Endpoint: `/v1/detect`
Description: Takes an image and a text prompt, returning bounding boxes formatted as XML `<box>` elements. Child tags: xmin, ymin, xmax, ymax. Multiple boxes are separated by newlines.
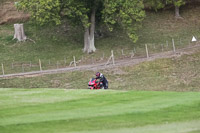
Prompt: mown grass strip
<box><xmin>0</xmin><ymin>89</ymin><xmax>200</xmax><ymax>133</ymax></box>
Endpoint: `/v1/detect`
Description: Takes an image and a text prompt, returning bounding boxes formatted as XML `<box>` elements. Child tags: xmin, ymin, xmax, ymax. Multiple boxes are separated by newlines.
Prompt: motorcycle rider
<box><xmin>95</xmin><ymin>72</ymin><xmax>108</xmax><ymax>89</ymax></box>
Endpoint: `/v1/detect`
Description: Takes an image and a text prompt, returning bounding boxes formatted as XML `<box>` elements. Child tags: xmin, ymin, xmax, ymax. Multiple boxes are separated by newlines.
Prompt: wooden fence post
<box><xmin>39</xmin><ymin>59</ymin><xmax>42</xmax><ymax>71</ymax></box>
<box><xmin>145</xmin><ymin>44</ymin><xmax>149</xmax><ymax>58</ymax></box>
<box><xmin>166</xmin><ymin>41</ymin><xmax>169</xmax><ymax>47</ymax></box>
<box><xmin>73</xmin><ymin>56</ymin><xmax>76</xmax><ymax>67</ymax></box>
<box><xmin>2</xmin><ymin>63</ymin><xmax>5</xmax><ymax>76</ymax></box>
<box><xmin>12</xmin><ymin>60</ymin><xmax>14</xmax><ymax>69</ymax></box>
<box><xmin>172</xmin><ymin>38</ymin><xmax>176</xmax><ymax>53</ymax></box>
<box><xmin>64</xmin><ymin>57</ymin><xmax>67</xmax><ymax>64</ymax></box>
<box><xmin>131</xmin><ymin>50</ymin><xmax>134</xmax><ymax>58</ymax></box>
<box><xmin>30</xmin><ymin>61</ymin><xmax>32</xmax><ymax>67</ymax></box>
<box><xmin>121</xmin><ymin>49</ymin><xmax>125</xmax><ymax>56</ymax></box>
<box><xmin>153</xmin><ymin>44</ymin><xmax>156</xmax><ymax>49</ymax></box>
<box><xmin>22</xmin><ymin>64</ymin><xmax>24</xmax><ymax>72</ymax></box>
<box><xmin>111</xmin><ymin>50</ymin><xmax>115</xmax><ymax>65</ymax></box>
<box><xmin>105</xmin><ymin>50</ymin><xmax>115</xmax><ymax>66</ymax></box>
<box><xmin>57</xmin><ymin>61</ymin><xmax>59</xmax><ymax>69</ymax></box>
<box><xmin>161</xmin><ymin>44</ymin><xmax>164</xmax><ymax>52</ymax></box>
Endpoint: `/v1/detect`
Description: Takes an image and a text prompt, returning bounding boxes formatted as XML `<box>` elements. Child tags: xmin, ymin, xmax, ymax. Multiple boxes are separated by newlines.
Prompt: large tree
<box><xmin>144</xmin><ymin>0</ymin><xmax>186</xmax><ymax>18</ymax></box>
<box><xmin>170</xmin><ymin>0</ymin><xmax>186</xmax><ymax>18</ymax></box>
<box><xmin>17</xmin><ymin>0</ymin><xmax>145</xmax><ymax>53</ymax></box>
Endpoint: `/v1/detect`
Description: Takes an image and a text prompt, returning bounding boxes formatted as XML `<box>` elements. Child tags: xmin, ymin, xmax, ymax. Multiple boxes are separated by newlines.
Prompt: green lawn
<box><xmin>0</xmin><ymin>89</ymin><xmax>200</xmax><ymax>133</ymax></box>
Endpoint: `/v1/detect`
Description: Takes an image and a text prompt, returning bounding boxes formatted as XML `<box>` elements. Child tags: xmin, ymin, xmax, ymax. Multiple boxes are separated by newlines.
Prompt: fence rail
<box><xmin>0</xmin><ymin>38</ymin><xmax>199</xmax><ymax>78</ymax></box>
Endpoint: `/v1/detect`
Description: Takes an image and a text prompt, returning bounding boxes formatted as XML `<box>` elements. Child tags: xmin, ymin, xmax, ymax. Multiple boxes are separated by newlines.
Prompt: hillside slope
<box><xmin>0</xmin><ymin>4</ymin><xmax>200</xmax><ymax>63</ymax></box>
<box><xmin>0</xmin><ymin>2</ymin><xmax>29</xmax><ymax>25</ymax></box>
<box><xmin>0</xmin><ymin>4</ymin><xmax>200</xmax><ymax>90</ymax></box>
<box><xmin>0</xmin><ymin>44</ymin><xmax>200</xmax><ymax>91</ymax></box>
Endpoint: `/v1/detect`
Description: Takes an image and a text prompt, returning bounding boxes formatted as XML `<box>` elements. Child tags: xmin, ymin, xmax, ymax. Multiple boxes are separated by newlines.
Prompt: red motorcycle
<box><xmin>88</xmin><ymin>78</ymin><xmax>103</xmax><ymax>90</ymax></box>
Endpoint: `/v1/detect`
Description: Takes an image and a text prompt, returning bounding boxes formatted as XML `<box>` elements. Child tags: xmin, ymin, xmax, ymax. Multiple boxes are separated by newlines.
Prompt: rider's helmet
<box><xmin>96</xmin><ymin>72</ymin><xmax>100</xmax><ymax>78</ymax></box>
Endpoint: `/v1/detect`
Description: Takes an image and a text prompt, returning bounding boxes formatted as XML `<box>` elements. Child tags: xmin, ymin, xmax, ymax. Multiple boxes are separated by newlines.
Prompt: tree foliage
<box><xmin>170</xmin><ymin>0</ymin><xmax>186</xmax><ymax>7</ymax></box>
<box><xmin>17</xmin><ymin>0</ymin><xmax>145</xmax><ymax>44</ymax></box>
<box><xmin>144</xmin><ymin>0</ymin><xmax>186</xmax><ymax>10</ymax></box>
<box><xmin>103</xmin><ymin>0</ymin><xmax>145</xmax><ymax>42</ymax></box>
<box><xmin>17</xmin><ymin>0</ymin><xmax>61</xmax><ymax>25</ymax></box>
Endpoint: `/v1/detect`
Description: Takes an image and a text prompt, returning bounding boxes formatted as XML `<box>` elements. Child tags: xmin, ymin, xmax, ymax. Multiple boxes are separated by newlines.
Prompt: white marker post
<box><xmin>192</xmin><ymin>36</ymin><xmax>197</xmax><ymax>42</ymax></box>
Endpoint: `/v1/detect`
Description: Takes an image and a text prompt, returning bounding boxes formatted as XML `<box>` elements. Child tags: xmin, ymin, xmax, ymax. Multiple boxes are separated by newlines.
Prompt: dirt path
<box><xmin>1</xmin><ymin>44</ymin><xmax>200</xmax><ymax>79</ymax></box>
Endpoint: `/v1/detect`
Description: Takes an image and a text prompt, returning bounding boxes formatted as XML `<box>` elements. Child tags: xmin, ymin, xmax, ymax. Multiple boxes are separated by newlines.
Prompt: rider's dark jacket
<box><xmin>96</xmin><ymin>73</ymin><xmax>108</xmax><ymax>89</ymax></box>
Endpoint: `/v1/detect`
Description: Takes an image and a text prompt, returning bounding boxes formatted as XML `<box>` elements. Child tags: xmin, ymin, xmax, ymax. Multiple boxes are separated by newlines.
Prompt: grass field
<box><xmin>0</xmin><ymin>89</ymin><xmax>200</xmax><ymax>133</ymax></box>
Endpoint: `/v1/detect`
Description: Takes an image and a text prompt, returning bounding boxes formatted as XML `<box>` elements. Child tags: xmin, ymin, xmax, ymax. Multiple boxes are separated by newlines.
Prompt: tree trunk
<box><xmin>89</xmin><ymin>8</ymin><xmax>96</xmax><ymax>53</ymax></box>
<box><xmin>175</xmin><ymin>6</ymin><xmax>181</xmax><ymax>18</ymax></box>
<box><xmin>83</xmin><ymin>28</ymin><xmax>90</xmax><ymax>52</ymax></box>
<box><xmin>83</xmin><ymin>8</ymin><xmax>96</xmax><ymax>53</ymax></box>
<box><xmin>13</xmin><ymin>24</ymin><xmax>27</xmax><ymax>41</ymax></box>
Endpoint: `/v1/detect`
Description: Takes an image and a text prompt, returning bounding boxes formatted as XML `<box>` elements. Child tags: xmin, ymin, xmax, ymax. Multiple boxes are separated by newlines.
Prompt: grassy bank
<box><xmin>0</xmin><ymin>89</ymin><xmax>200</xmax><ymax>133</ymax></box>
<box><xmin>0</xmin><ymin>4</ymin><xmax>200</xmax><ymax>90</ymax></box>
<box><xmin>1</xmin><ymin>48</ymin><xmax>200</xmax><ymax>91</ymax></box>
<box><xmin>0</xmin><ymin>4</ymin><xmax>200</xmax><ymax>65</ymax></box>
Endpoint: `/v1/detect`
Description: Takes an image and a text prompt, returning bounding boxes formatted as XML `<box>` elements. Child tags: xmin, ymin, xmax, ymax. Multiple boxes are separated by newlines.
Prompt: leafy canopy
<box><xmin>17</xmin><ymin>0</ymin><xmax>145</xmax><ymax>43</ymax></box>
<box><xmin>144</xmin><ymin>0</ymin><xmax>186</xmax><ymax>11</ymax></box>
<box><xmin>17</xmin><ymin>0</ymin><xmax>61</xmax><ymax>25</ymax></box>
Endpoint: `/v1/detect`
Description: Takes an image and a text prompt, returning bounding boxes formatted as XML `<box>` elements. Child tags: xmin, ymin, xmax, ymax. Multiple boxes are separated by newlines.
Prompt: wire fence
<box><xmin>0</xmin><ymin>37</ymin><xmax>198</xmax><ymax>78</ymax></box>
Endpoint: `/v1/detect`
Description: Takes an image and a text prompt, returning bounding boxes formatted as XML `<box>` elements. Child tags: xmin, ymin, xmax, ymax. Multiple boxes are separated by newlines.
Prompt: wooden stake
<box><xmin>172</xmin><ymin>38</ymin><xmax>176</xmax><ymax>53</ymax></box>
<box><xmin>166</xmin><ymin>41</ymin><xmax>168</xmax><ymax>47</ymax></box>
<box><xmin>64</xmin><ymin>57</ymin><xmax>67</xmax><ymax>64</ymax></box>
<box><xmin>39</xmin><ymin>59</ymin><xmax>42</xmax><ymax>71</ymax></box>
<box><xmin>121</xmin><ymin>49</ymin><xmax>125</xmax><ymax>56</ymax></box>
<box><xmin>131</xmin><ymin>50</ymin><xmax>134</xmax><ymax>58</ymax></box>
<box><xmin>105</xmin><ymin>50</ymin><xmax>115</xmax><ymax>66</ymax></box>
<box><xmin>2</xmin><ymin>63</ymin><xmax>5</xmax><ymax>76</ymax></box>
<box><xmin>73</xmin><ymin>56</ymin><xmax>76</xmax><ymax>67</ymax></box>
<box><xmin>57</xmin><ymin>61</ymin><xmax>59</xmax><ymax>69</ymax></box>
<box><xmin>30</xmin><ymin>61</ymin><xmax>32</xmax><ymax>67</ymax></box>
<box><xmin>145</xmin><ymin>44</ymin><xmax>149</xmax><ymax>58</ymax></box>
<box><xmin>111</xmin><ymin>50</ymin><xmax>115</xmax><ymax>65</ymax></box>
<box><xmin>153</xmin><ymin>44</ymin><xmax>156</xmax><ymax>49</ymax></box>
<box><xmin>22</xmin><ymin>64</ymin><xmax>24</xmax><ymax>72</ymax></box>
